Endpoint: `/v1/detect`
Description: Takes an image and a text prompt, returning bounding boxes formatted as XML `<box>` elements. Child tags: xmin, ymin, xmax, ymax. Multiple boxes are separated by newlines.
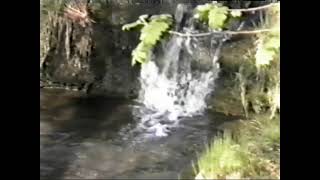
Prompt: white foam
<box><xmin>133</xmin><ymin>35</ymin><xmax>222</xmax><ymax>137</ymax></box>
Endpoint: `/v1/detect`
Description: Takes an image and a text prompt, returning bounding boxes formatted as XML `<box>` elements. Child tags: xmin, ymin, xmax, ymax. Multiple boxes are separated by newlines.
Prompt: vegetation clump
<box><xmin>122</xmin><ymin>14</ymin><xmax>173</xmax><ymax>66</ymax></box>
<box><xmin>195</xmin><ymin>114</ymin><xmax>280</xmax><ymax>179</ymax></box>
<box><xmin>195</xmin><ymin>2</ymin><xmax>280</xmax><ymax>179</ymax></box>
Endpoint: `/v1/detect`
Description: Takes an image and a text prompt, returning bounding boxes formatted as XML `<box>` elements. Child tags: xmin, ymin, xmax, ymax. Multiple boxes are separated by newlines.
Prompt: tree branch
<box><xmin>169</xmin><ymin>29</ymin><xmax>273</xmax><ymax>37</ymax></box>
<box><xmin>230</xmin><ymin>3</ymin><xmax>277</xmax><ymax>12</ymax></box>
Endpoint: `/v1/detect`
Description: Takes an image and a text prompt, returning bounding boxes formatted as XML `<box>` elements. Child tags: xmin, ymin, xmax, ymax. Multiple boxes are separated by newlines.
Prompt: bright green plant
<box><xmin>122</xmin><ymin>14</ymin><xmax>173</xmax><ymax>66</ymax></box>
<box><xmin>196</xmin><ymin>115</ymin><xmax>280</xmax><ymax>179</ymax></box>
<box><xmin>194</xmin><ymin>3</ymin><xmax>229</xmax><ymax>30</ymax></box>
<box><xmin>195</xmin><ymin>2</ymin><xmax>280</xmax><ymax>179</ymax></box>
<box><xmin>255</xmin><ymin>2</ymin><xmax>280</xmax><ymax>68</ymax></box>
<box><xmin>194</xmin><ymin>2</ymin><xmax>243</xmax><ymax>31</ymax></box>
<box><xmin>196</xmin><ymin>132</ymin><xmax>250</xmax><ymax>179</ymax></box>
<box><xmin>254</xmin><ymin>2</ymin><xmax>280</xmax><ymax>119</ymax></box>
<box><xmin>122</xmin><ymin>2</ymin><xmax>251</xmax><ymax>66</ymax></box>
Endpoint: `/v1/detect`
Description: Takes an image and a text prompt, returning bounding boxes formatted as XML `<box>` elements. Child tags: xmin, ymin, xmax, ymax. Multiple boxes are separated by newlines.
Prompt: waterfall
<box><xmin>132</xmin><ymin>32</ymin><xmax>229</xmax><ymax>137</ymax></box>
<box><xmin>131</xmin><ymin>4</ymin><xmax>230</xmax><ymax>138</ymax></box>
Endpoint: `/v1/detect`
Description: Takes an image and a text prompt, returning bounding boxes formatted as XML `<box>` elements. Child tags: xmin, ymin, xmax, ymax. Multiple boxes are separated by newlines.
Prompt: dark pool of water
<box><xmin>40</xmin><ymin>89</ymin><xmax>234</xmax><ymax>179</ymax></box>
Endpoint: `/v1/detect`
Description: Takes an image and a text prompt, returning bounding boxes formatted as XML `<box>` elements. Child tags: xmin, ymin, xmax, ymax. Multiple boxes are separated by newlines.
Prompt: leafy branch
<box><xmin>194</xmin><ymin>2</ymin><xmax>229</xmax><ymax>30</ymax></box>
<box><xmin>169</xmin><ymin>3</ymin><xmax>279</xmax><ymax>37</ymax></box>
<box><xmin>121</xmin><ymin>2</ymin><xmax>279</xmax><ymax>65</ymax></box>
<box><xmin>255</xmin><ymin>2</ymin><xmax>280</xmax><ymax>68</ymax></box>
<box><xmin>122</xmin><ymin>14</ymin><xmax>173</xmax><ymax>66</ymax></box>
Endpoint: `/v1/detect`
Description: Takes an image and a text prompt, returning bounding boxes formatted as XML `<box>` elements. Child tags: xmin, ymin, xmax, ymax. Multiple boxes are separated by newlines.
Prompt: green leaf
<box><xmin>140</xmin><ymin>21</ymin><xmax>170</xmax><ymax>45</ymax></box>
<box><xmin>208</xmin><ymin>6</ymin><xmax>229</xmax><ymax>30</ymax></box>
<box><xmin>255</xmin><ymin>35</ymin><xmax>279</xmax><ymax>67</ymax></box>
<box><xmin>123</xmin><ymin>14</ymin><xmax>173</xmax><ymax>65</ymax></box>
<box><xmin>194</xmin><ymin>4</ymin><xmax>214</xmax><ymax>21</ymax></box>
<box><xmin>194</xmin><ymin>3</ymin><xmax>230</xmax><ymax>30</ymax></box>
<box><xmin>131</xmin><ymin>42</ymin><xmax>152</xmax><ymax>66</ymax></box>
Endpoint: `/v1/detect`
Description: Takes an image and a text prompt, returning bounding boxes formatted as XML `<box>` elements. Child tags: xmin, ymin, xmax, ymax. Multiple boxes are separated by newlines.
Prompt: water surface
<box><xmin>40</xmin><ymin>89</ymin><xmax>231</xmax><ymax>179</ymax></box>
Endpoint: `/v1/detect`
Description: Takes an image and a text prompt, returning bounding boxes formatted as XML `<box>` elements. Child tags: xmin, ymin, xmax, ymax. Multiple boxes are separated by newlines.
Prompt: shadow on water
<box><xmin>40</xmin><ymin>89</ymin><xmax>133</xmax><ymax>179</ymax></box>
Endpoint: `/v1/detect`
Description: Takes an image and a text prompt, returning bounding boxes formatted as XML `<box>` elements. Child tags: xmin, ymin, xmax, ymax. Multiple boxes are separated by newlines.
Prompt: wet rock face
<box><xmin>41</xmin><ymin>19</ymin><xmax>94</xmax><ymax>83</ymax></box>
<box><xmin>40</xmin><ymin>0</ymin><xmax>177</xmax><ymax>97</ymax></box>
<box><xmin>40</xmin><ymin>0</ymin><xmax>267</xmax><ymax>98</ymax></box>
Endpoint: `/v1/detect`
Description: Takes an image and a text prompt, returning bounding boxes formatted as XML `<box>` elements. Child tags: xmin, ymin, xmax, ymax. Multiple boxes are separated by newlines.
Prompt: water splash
<box><xmin>132</xmin><ymin>32</ymin><xmax>227</xmax><ymax>137</ymax></box>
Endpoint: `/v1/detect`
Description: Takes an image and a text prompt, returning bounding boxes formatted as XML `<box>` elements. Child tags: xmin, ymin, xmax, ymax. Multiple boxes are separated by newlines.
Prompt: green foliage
<box><xmin>196</xmin><ymin>2</ymin><xmax>280</xmax><ymax>179</ymax></box>
<box><xmin>194</xmin><ymin>3</ymin><xmax>215</xmax><ymax>22</ymax></box>
<box><xmin>223</xmin><ymin>2</ymin><xmax>280</xmax><ymax>119</ymax></box>
<box><xmin>140</xmin><ymin>20</ymin><xmax>170</xmax><ymax>45</ymax></box>
<box><xmin>122</xmin><ymin>14</ymin><xmax>173</xmax><ymax>65</ymax></box>
<box><xmin>233</xmin><ymin>53</ymin><xmax>279</xmax><ymax>118</ymax></box>
<box><xmin>196</xmin><ymin>132</ymin><xmax>250</xmax><ymax>179</ymax></box>
<box><xmin>255</xmin><ymin>2</ymin><xmax>280</xmax><ymax>68</ymax></box>
<box><xmin>196</xmin><ymin>115</ymin><xmax>280</xmax><ymax>179</ymax></box>
<box><xmin>194</xmin><ymin>3</ymin><xmax>229</xmax><ymax>30</ymax></box>
<box><xmin>208</xmin><ymin>6</ymin><xmax>229</xmax><ymax>30</ymax></box>
<box><xmin>209</xmin><ymin>2</ymin><xmax>280</xmax><ymax>118</ymax></box>
<box><xmin>131</xmin><ymin>42</ymin><xmax>152</xmax><ymax>66</ymax></box>
<box><xmin>255</xmin><ymin>34</ymin><xmax>280</xmax><ymax>67</ymax></box>
<box><xmin>252</xmin><ymin>3</ymin><xmax>280</xmax><ymax>119</ymax></box>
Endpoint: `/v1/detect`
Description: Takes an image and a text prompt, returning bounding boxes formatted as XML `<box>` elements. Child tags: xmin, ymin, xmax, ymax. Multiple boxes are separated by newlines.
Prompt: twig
<box><xmin>139</xmin><ymin>15</ymin><xmax>149</xmax><ymax>26</ymax></box>
<box><xmin>229</xmin><ymin>3</ymin><xmax>277</xmax><ymax>12</ymax></box>
<box><xmin>169</xmin><ymin>29</ymin><xmax>273</xmax><ymax>37</ymax></box>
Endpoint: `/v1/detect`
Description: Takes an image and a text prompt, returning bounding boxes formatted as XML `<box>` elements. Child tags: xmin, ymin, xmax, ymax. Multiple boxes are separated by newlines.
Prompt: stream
<box><xmin>40</xmin><ymin>3</ymin><xmax>239</xmax><ymax>179</ymax></box>
<box><xmin>40</xmin><ymin>88</ymin><xmax>233</xmax><ymax>179</ymax></box>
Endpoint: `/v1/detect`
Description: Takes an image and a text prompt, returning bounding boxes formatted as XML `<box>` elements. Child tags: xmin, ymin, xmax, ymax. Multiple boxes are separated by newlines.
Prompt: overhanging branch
<box><xmin>169</xmin><ymin>2</ymin><xmax>279</xmax><ymax>38</ymax></box>
<box><xmin>169</xmin><ymin>29</ymin><xmax>274</xmax><ymax>37</ymax></box>
<box><xmin>229</xmin><ymin>3</ymin><xmax>277</xmax><ymax>12</ymax></box>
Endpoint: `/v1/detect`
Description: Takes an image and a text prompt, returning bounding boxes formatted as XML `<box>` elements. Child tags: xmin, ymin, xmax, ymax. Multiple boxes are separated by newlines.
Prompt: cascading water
<box><xmin>131</xmin><ymin>33</ymin><xmax>229</xmax><ymax>137</ymax></box>
<box><xmin>130</xmin><ymin>4</ymin><xmax>231</xmax><ymax>138</ymax></box>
